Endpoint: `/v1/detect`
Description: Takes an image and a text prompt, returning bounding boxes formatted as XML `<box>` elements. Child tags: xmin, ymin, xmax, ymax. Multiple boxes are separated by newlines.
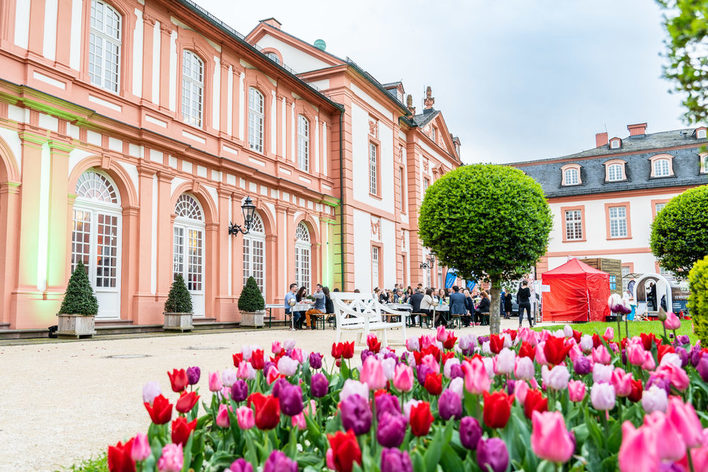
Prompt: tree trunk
<box><xmin>489</xmin><ymin>279</ymin><xmax>501</xmax><ymax>335</ymax></box>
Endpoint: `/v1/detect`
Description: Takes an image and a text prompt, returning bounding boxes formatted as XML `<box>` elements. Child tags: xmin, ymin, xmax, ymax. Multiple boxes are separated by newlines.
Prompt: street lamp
<box><xmin>228</xmin><ymin>196</ymin><xmax>256</xmax><ymax>237</ymax></box>
<box><xmin>419</xmin><ymin>254</ymin><xmax>436</xmax><ymax>269</ymax></box>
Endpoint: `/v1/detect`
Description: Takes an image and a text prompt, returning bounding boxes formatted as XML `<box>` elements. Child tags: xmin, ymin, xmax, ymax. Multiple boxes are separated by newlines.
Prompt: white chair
<box><xmin>330</xmin><ymin>292</ymin><xmax>409</xmax><ymax>347</ymax></box>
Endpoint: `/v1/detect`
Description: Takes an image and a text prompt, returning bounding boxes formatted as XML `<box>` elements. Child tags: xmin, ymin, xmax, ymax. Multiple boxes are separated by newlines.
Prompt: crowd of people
<box><xmin>281</xmin><ymin>280</ymin><xmax>535</xmax><ymax>330</ymax></box>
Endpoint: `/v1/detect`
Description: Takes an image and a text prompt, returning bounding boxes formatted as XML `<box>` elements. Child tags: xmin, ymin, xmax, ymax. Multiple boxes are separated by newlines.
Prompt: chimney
<box><xmin>423</xmin><ymin>86</ymin><xmax>435</xmax><ymax>110</ymax></box>
<box><xmin>406</xmin><ymin>94</ymin><xmax>416</xmax><ymax>115</ymax></box>
<box><xmin>627</xmin><ymin>122</ymin><xmax>647</xmax><ymax>137</ymax></box>
<box><xmin>595</xmin><ymin>132</ymin><xmax>608</xmax><ymax>148</ymax></box>
<box><xmin>260</xmin><ymin>18</ymin><xmax>282</xmax><ymax>29</ymax></box>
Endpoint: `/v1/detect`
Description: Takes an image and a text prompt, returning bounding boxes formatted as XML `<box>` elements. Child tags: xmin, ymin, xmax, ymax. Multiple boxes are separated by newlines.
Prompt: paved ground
<box><xmin>0</xmin><ymin>319</ymin><xmax>531</xmax><ymax>471</ymax></box>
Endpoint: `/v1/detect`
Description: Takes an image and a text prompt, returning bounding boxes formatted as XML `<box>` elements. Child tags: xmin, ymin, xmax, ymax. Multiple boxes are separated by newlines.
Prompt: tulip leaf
<box><xmin>439</xmin><ymin>444</ymin><xmax>464</xmax><ymax>471</ymax></box>
<box><xmin>181</xmin><ymin>434</ymin><xmax>194</xmax><ymax>472</ymax></box>
<box><xmin>423</xmin><ymin>427</ymin><xmax>445</xmax><ymax>472</ymax></box>
<box><xmin>411</xmin><ymin>450</ymin><xmax>425</xmax><ymax>472</ymax></box>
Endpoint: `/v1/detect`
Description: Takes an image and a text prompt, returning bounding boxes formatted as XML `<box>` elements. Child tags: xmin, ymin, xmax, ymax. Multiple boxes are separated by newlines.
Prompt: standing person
<box><xmin>408</xmin><ymin>288</ymin><xmax>424</xmax><ymax>326</ymax></box>
<box><xmin>504</xmin><ymin>291</ymin><xmax>513</xmax><ymax>320</ymax></box>
<box><xmin>323</xmin><ymin>286</ymin><xmax>335</xmax><ymax>326</ymax></box>
<box><xmin>464</xmin><ymin>290</ymin><xmax>475</xmax><ymax>326</ymax></box>
<box><xmin>475</xmin><ymin>291</ymin><xmax>491</xmax><ymax>325</ymax></box>
<box><xmin>284</xmin><ymin>283</ymin><xmax>298</xmax><ymax>329</ymax></box>
<box><xmin>648</xmin><ymin>282</ymin><xmax>657</xmax><ymax>311</ymax></box>
<box><xmin>517</xmin><ymin>280</ymin><xmax>533</xmax><ymax>327</ymax></box>
<box><xmin>449</xmin><ymin>286</ymin><xmax>467</xmax><ymax>327</ymax></box>
<box><xmin>294</xmin><ymin>286</ymin><xmax>309</xmax><ymax>330</ymax></box>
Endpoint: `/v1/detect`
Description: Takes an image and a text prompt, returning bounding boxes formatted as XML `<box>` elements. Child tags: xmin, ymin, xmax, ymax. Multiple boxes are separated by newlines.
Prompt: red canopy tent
<box><xmin>542</xmin><ymin>258</ymin><xmax>611</xmax><ymax>322</ymax></box>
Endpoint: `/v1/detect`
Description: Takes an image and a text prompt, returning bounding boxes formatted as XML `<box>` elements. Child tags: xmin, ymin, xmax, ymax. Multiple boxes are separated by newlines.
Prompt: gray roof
<box><xmin>513</xmin><ymin>128</ymin><xmax>708</xmax><ymax>199</ymax></box>
<box><xmin>411</xmin><ymin>109</ymin><xmax>439</xmax><ymax>127</ymax></box>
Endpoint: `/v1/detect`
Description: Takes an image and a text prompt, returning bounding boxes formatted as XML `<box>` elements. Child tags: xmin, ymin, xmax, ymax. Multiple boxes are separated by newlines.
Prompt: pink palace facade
<box><xmin>0</xmin><ymin>0</ymin><xmax>461</xmax><ymax>329</ymax></box>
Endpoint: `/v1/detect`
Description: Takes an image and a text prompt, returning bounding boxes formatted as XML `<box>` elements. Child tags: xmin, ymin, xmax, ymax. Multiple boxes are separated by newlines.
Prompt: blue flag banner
<box><xmin>467</xmin><ymin>280</ymin><xmax>476</xmax><ymax>292</ymax></box>
<box><xmin>445</xmin><ymin>271</ymin><xmax>457</xmax><ymax>289</ymax></box>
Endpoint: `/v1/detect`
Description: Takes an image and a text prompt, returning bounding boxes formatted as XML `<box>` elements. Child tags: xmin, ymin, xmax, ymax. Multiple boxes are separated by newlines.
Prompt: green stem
<box><xmin>687</xmin><ymin>448</ymin><xmax>696</xmax><ymax>472</ymax></box>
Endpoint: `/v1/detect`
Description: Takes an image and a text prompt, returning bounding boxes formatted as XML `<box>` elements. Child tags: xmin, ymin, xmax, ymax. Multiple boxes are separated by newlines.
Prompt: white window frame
<box><xmin>564</xmin><ymin>168</ymin><xmax>579</xmax><ymax>186</ymax></box>
<box><xmin>248</xmin><ymin>88</ymin><xmax>264</xmax><ymax>153</ymax></box>
<box><xmin>369</xmin><ymin>142</ymin><xmax>378</xmax><ymax>195</ymax></box>
<box><xmin>653</xmin><ymin>159</ymin><xmax>671</xmax><ymax>178</ymax></box>
<box><xmin>564</xmin><ymin>209</ymin><xmax>583</xmax><ymax>241</ymax></box>
<box><xmin>265</xmin><ymin>52</ymin><xmax>281</xmax><ymax>65</ymax></box>
<box><xmin>173</xmin><ymin>195</ymin><xmax>205</xmax><ymax>315</ymax></box>
<box><xmin>371</xmin><ymin>246</ymin><xmax>380</xmax><ymax>290</ymax></box>
<box><xmin>182</xmin><ymin>50</ymin><xmax>204</xmax><ymax>128</ymax></box>
<box><xmin>607</xmin><ymin>164</ymin><xmax>624</xmax><ymax>182</ymax></box>
<box><xmin>609</xmin><ymin>206</ymin><xmax>628</xmax><ymax>238</ymax></box>
<box><xmin>610</xmin><ymin>139</ymin><xmax>621</xmax><ymax>149</ymax></box>
<box><xmin>243</xmin><ymin>212</ymin><xmax>266</xmax><ymax>294</ymax></box>
<box><xmin>295</xmin><ymin>223</ymin><xmax>311</xmax><ymax>290</ymax></box>
<box><xmin>89</xmin><ymin>0</ymin><xmax>122</xmax><ymax>93</ymax></box>
<box><xmin>298</xmin><ymin>115</ymin><xmax>309</xmax><ymax>172</ymax></box>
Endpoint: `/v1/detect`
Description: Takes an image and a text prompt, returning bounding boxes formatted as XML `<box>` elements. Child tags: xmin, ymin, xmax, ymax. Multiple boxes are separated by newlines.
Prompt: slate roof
<box><xmin>411</xmin><ymin>109</ymin><xmax>440</xmax><ymax>127</ymax></box>
<box><xmin>513</xmin><ymin>128</ymin><xmax>708</xmax><ymax>199</ymax></box>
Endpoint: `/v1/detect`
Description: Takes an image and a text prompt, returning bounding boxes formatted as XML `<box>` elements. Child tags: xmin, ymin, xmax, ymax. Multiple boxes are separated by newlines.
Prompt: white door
<box><xmin>173</xmin><ymin>195</ymin><xmax>205</xmax><ymax>317</ymax></box>
<box><xmin>243</xmin><ymin>212</ymin><xmax>266</xmax><ymax>295</ymax></box>
<box><xmin>71</xmin><ymin>170</ymin><xmax>122</xmax><ymax>319</ymax></box>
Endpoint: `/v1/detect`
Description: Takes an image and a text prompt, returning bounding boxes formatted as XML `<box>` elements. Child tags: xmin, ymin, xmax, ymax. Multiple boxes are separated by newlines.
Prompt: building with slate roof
<box><xmin>513</xmin><ymin>122</ymin><xmax>707</xmax><ymax>312</ymax></box>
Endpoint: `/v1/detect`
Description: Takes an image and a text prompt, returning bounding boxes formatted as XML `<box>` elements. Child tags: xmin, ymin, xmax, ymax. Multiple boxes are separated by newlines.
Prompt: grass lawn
<box><xmin>535</xmin><ymin>319</ymin><xmax>695</xmax><ymax>342</ymax></box>
<box><xmin>56</xmin><ymin>453</ymin><xmax>107</xmax><ymax>472</ymax></box>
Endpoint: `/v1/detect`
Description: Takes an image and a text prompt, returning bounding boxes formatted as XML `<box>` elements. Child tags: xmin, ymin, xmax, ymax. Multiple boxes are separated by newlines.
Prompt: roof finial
<box><xmin>424</xmin><ymin>86</ymin><xmax>435</xmax><ymax>110</ymax></box>
<box><xmin>406</xmin><ymin>94</ymin><xmax>416</xmax><ymax>115</ymax></box>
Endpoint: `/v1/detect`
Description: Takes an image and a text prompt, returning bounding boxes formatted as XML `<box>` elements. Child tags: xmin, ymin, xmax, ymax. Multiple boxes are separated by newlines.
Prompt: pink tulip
<box><xmin>421</xmin><ymin>353</ymin><xmax>440</xmax><ymax>374</ymax></box>
<box><xmin>304</xmin><ymin>399</ymin><xmax>317</xmax><ymax>417</ymax></box>
<box><xmin>641</xmin><ymin>385</ymin><xmax>668</xmax><ymax>414</ymax></box>
<box><xmin>436</xmin><ymin>325</ymin><xmax>449</xmax><ymax>342</ymax></box>
<box><xmin>592</xmin><ymin>345</ymin><xmax>611</xmax><ymax>365</ymax></box>
<box><xmin>236</xmin><ymin>405</ymin><xmax>254</xmax><ymax>429</ymax></box>
<box><xmin>610</xmin><ymin>368</ymin><xmax>633</xmax><ymax>397</ymax></box>
<box><xmin>266</xmin><ymin>365</ymin><xmax>281</xmax><ymax>384</ymax></box>
<box><xmin>667</xmin><ymin>397</ymin><xmax>704</xmax><ymax>448</ymax></box>
<box><xmin>216</xmin><ymin>404</ymin><xmax>232</xmax><ymax>428</ymax></box>
<box><xmin>655</xmin><ymin>363</ymin><xmax>690</xmax><ymax>391</ymax></box>
<box><xmin>272</xmin><ymin>341</ymin><xmax>283</xmax><ymax>354</ymax></box>
<box><xmin>208</xmin><ymin>372</ymin><xmax>222</xmax><ymax>392</ymax></box>
<box><xmin>443</xmin><ymin>358</ymin><xmax>461</xmax><ymax>379</ymax></box>
<box><xmin>626</xmin><ymin>344</ymin><xmax>646</xmax><ymax>366</ymax></box>
<box><xmin>283</xmin><ymin>339</ymin><xmax>296</xmax><ymax>351</ymax></box>
<box><xmin>514</xmin><ymin>379</ymin><xmax>530</xmax><ymax>405</ymax></box>
<box><xmin>462</xmin><ymin>358</ymin><xmax>491</xmax><ymax>395</ymax></box>
<box><xmin>514</xmin><ymin>356</ymin><xmax>535</xmax><ymax>381</ymax></box>
<box><xmin>568</xmin><ymin>380</ymin><xmax>586</xmax><ymax>402</ymax></box>
<box><xmin>277</xmin><ymin>356</ymin><xmax>299</xmax><ymax>377</ymax></box>
<box><xmin>546</xmin><ymin>365</ymin><xmax>570</xmax><ymax>391</ymax></box>
<box><xmin>579</xmin><ymin>335</ymin><xmax>593</xmax><ymax>353</ymax></box>
<box><xmin>604</xmin><ymin>326</ymin><xmax>614</xmax><ymax>341</ymax></box>
<box><xmin>641</xmin><ymin>351</ymin><xmax>656</xmax><ymax>371</ymax></box>
<box><xmin>592</xmin><ymin>363</ymin><xmax>613</xmax><ymax>384</ymax></box>
<box><xmin>236</xmin><ymin>361</ymin><xmax>255</xmax><ymax>380</ymax></box>
<box><xmin>393</xmin><ymin>364</ymin><xmax>414</xmax><ymax>392</ymax></box>
<box><xmin>326</xmin><ymin>448</ymin><xmax>335</xmax><ymax>470</ymax></box>
<box><xmin>679</xmin><ymin>429</ymin><xmax>708</xmax><ymax>472</ymax></box>
<box><xmin>618</xmin><ymin>421</ymin><xmax>659</xmax><ymax>472</ymax></box>
<box><xmin>535</xmin><ymin>342</ymin><xmax>548</xmax><ymax>365</ymax></box>
<box><xmin>494</xmin><ymin>348</ymin><xmax>515</xmax><ymax>375</ymax></box>
<box><xmin>360</xmin><ymin>357</ymin><xmax>387</xmax><ymax>390</ymax></box>
<box><xmin>340</xmin><ymin>379</ymin><xmax>369</xmax><ymax>401</ymax></box>
<box><xmin>405</xmin><ymin>337</ymin><xmax>420</xmax><ymax>352</ymax></box>
<box><xmin>131</xmin><ymin>433</ymin><xmax>150</xmax><ymax>462</ymax></box>
<box><xmin>643</xmin><ymin>411</ymin><xmax>686</xmax><ymax>461</ymax></box>
<box><xmin>291</xmin><ymin>412</ymin><xmax>306</xmax><ymax>430</ymax></box>
<box><xmin>157</xmin><ymin>444</ymin><xmax>183</xmax><ymax>472</ymax></box>
<box><xmin>664</xmin><ymin>311</ymin><xmax>681</xmax><ymax>330</ymax></box>
<box><xmin>590</xmin><ymin>383</ymin><xmax>615</xmax><ymax>411</ymax></box>
<box><xmin>290</xmin><ymin>347</ymin><xmax>304</xmax><ymax>364</ymax></box>
<box><xmin>531</xmin><ymin>411</ymin><xmax>575</xmax><ymax>463</ymax></box>
<box><xmin>518</xmin><ymin>327</ymin><xmax>538</xmax><ymax>346</ymax></box>
<box><xmin>419</xmin><ymin>334</ymin><xmax>435</xmax><ymax>350</ymax></box>
<box><xmin>568</xmin><ymin>344</ymin><xmax>583</xmax><ymax>362</ymax></box>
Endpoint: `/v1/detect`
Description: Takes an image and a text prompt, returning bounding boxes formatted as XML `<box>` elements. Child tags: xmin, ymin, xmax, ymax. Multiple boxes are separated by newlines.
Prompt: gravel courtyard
<box><xmin>0</xmin><ymin>320</ymin><xmax>528</xmax><ymax>471</ymax></box>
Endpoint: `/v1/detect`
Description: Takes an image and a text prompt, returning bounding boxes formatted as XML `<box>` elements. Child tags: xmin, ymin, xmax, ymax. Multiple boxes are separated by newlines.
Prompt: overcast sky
<box><xmin>197</xmin><ymin>0</ymin><xmax>687</xmax><ymax>164</ymax></box>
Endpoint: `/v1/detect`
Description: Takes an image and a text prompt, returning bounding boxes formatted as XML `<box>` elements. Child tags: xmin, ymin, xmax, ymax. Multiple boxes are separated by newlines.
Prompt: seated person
<box><xmin>306</xmin><ymin>284</ymin><xmax>326</xmax><ymax>329</ymax></box>
<box><xmin>475</xmin><ymin>291</ymin><xmax>491</xmax><ymax>325</ymax></box>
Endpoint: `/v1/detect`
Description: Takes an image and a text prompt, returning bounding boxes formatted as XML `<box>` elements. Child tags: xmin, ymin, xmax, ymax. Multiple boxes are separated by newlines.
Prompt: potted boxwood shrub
<box><xmin>239</xmin><ymin>276</ymin><xmax>265</xmax><ymax>327</ymax></box>
<box><xmin>164</xmin><ymin>274</ymin><xmax>193</xmax><ymax>332</ymax></box>
<box><xmin>57</xmin><ymin>261</ymin><xmax>98</xmax><ymax>338</ymax></box>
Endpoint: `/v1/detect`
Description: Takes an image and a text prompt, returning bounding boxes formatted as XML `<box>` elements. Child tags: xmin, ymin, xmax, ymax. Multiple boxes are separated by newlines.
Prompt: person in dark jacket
<box><xmin>517</xmin><ymin>281</ymin><xmax>532</xmax><ymax>327</ymax></box>
<box><xmin>475</xmin><ymin>291</ymin><xmax>491</xmax><ymax>325</ymax></box>
<box><xmin>408</xmin><ymin>289</ymin><xmax>425</xmax><ymax>326</ymax></box>
<box><xmin>448</xmin><ymin>286</ymin><xmax>467</xmax><ymax>327</ymax></box>
<box><xmin>464</xmin><ymin>290</ymin><xmax>475</xmax><ymax>326</ymax></box>
<box><xmin>504</xmin><ymin>292</ymin><xmax>513</xmax><ymax>319</ymax></box>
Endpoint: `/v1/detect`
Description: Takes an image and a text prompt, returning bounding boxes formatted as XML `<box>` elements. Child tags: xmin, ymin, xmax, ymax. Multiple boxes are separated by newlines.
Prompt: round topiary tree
<box><xmin>419</xmin><ymin>164</ymin><xmax>552</xmax><ymax>334</ymax></box>
<box><xmin>58</xmin><ymin>261</ymin><xmax>98</xmax><ymax>315</ymax></box>
<box><xmin>651</xmin><ymin>185</ymin><xmax>708</xmax><ymax>275</ymax></box>
<box><xmin>238</xmin><ymin>276</ymin><xmax>265</xmax><ymax>312</ymax></box>
<box><xmin>165</xmin><ymin>274</ymin><xmax>193</xmax><ymax>313</ymax></box>
<box><xmin>687</xmin><ymin>255</ymin><xmax>708</xmax><ymax>346</ymax></box>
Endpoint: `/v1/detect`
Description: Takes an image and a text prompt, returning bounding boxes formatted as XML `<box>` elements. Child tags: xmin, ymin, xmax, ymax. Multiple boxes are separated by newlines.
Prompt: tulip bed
<box><xmin>107</xmin><ymin>322</ymin><xmax>708</xmax><ymax>472</ymax></box>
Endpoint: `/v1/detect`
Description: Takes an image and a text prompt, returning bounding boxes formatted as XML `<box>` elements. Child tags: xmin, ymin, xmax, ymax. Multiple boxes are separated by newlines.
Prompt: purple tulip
<box><xmin>675</xmin><ymin>347</ymin><xmax>689</xmax><ymax>367</ymax></box>
<box><xmin>416</xmin><ymin>364</ymin><xmax>432</xmax><ymax>385</ymax></box>
<box><xmin>186</xmin><ymin>366</ymin><xmax>201</xmax><ymax>385</ymax></box>
<box><xmin>263</xmin><ymin>361</ymin><xmax>275</xmax><ymax>375</ymax></box>
<box><xmin>459</xmin><ymin>416</ymin><xmax>482</xmax><ymax>450</ymax></box>
<box><xmin>478</xmin><ymin>335</ymin><xmax>489</xmax><ymax>345</ymax></box>
<box><xmin>477</xmin><ymin>437</ymin><xmax>509</xmax><ymax>472</ymax></box>
<box><xmin>621</xmin><ymin>349</ymin><xmax>627</xmax><ymax>365</ymax></box>
<box><xmin>340</xmin><ymin>394</ymin><xmax>372</xmax><ymax>435</ymax></box>
<box><xmin>229</xmin><ymin>458</ymin><xmax>254</xmax><ymax>472</ymax></box>
<box><xmin>310</xmin><ymin>372</ymin><xmax>329</xmax><ymax>398</ymax></box>
<box><xmin>231</xmin><ymin>380</ymin><xmax>248</xmax><ymax>403</ymax></box>
<box><xmin>375</xmin><ymin>393</ymin><xmax>401</xmax><ymax>421</ymax></box>
<box><xmin>263</xmin><ymin>451</ymin><xmax>297</xmax><ymax>472</ymax></box>
<box><xmin>646</xmin><ymin>376</ymin><xmax>671</xmax><ymax>395</ymax></box>
<box><xmin>279</xmin><ymin>383</ymin><xmax>304</xmax><ymax>416</ymax></box>
<box><xmin>697</xmin><ymin>354</ymin><xmax>708</xmax><ymax>383</ymax></box>
<box><xmin>376</xmin><ymin>411</ymin><xmax>407</xmax><ymax>448</ymax></box>
<box><xmin>309</xmin><ymin>352</ymin><xmax>323</xmax><ymax>370</ymax></box>
<box><xmin>676</xmin><ymin>335</ymin><xmax>690</xmax><ymax>346</ymax></box>
<box><xmin>361</xmin><ymin>349</ymin><xmax>374</xmax><ymax>363</ymax></box>
<box><xmin>271</xmin><ymin>378</ymin><xmax>289</xmax><ymax>398</ymax></box>
<box><xmin>449</xmin><ymin>363</ymin><xmax>464</xmax><ymax>379</ymax></box>
<box><xmin>438</xmin><ymin>389</ymin><xmax>462</xmax><ymax>420</ymax></box>
<box><xmin>505</xmin><ymin>379</ymin><xmax>516</xmax><ymax>396</ymax></box>
<box><xmin>383</xmin><ymin>350</ymin><xmax>398</xmax><ymax>362</ymax></box>
<box><xmin>381</xmin><ymin>448</ymin><xmax>413</xmax><ymax>472</ymax></box>
<box><xmin>573</xmin><ymin>356</ymin><xmax>592</xmax><ymax>376</ymax></box>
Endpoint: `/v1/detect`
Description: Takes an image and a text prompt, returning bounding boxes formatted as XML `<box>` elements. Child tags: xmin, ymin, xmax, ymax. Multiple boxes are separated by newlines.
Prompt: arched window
<box><xmin>248</xmin><ymin>88</ymin><xmax>264</xmax><ymax>153</ymax></box>
<box><xmin>652</xmin><ymin>158</ymin><xmax>671</xmax><ymax>177</ymax></box>
<box><xmin>265</xmin><ymin>52</ymin><xmax>281</xmax><ymax>65</ymax></box>
<box><xmin>295</xmin><ymin>222</ymin><xmax>311</xmax><ymax>290</ymax></box>
<box><xmin>243</xmin><ymin>212</ymin><xmax>266</xmax><ymax>294</ymax></box>
<box><xmin>605</xmin><ymin>160</ymin><xmax>626</xmax><ymax>182</ymax></box>
<box><xmin>561</xmin><ymin>164</ymin><xmax>581</xmax><ymax>186</ymax></box>
<box><xmin>89</xmin><ymin>0</ymin><xmax>121</xmax><ymax>93</ymax></box>
<box><xmin>72</xmin><ymin>169</ymin><xmax>122</xmax><ymax>318</ymax></box>
<box><xmin>173</xmin><ymin>194</ymin><xmax>205</xmax><ymax>316</ymax></box>
<box><xmin>298</xmin><ymin>115</ymin><xmax>309</xmax><ymax>171</ymax></box>
<box><xmin>182</xmin><ymin>50</ymin><xmax>204</xmax><ymax>128</ymax></box>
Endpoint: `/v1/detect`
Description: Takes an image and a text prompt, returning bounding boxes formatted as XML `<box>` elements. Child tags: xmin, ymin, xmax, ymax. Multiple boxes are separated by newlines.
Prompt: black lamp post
<box><xmin>419</xmin><ymin>254</ymin><xmax>436</xmax><ymax>269</ymax></box>
<box><xmin>228</xmin><ymin>196</ymin><xmax>256</xmax><ymax>237</ymax></box>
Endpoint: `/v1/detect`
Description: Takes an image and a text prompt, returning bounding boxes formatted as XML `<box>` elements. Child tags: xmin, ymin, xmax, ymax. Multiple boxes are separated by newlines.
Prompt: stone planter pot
<box><xmin>57</xmin><ymin>314</ymin><xmax>96</xmax><ymax>338</ymax></box>
<box><xmin>241</xmin><ymin>310</ymin><xmax>265</xmax><ymax>328</ymax></box>
<box><xmin>164</xmin><ymin>312</ymin><xmax>193</xmax><ymax>332</ymax></box>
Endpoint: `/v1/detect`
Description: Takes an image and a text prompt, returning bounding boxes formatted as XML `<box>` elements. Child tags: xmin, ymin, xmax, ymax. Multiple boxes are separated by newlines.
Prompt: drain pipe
<box><xmin>338</xmin><ymin>109</ymin><xmax>346</xmax><ymax>290</ymax></box>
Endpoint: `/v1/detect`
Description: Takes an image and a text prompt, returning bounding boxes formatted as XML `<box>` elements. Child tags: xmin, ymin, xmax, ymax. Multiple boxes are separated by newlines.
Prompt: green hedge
<box><xmin>58</xmin><ymin>261</ymin><xmax>98</xmax><ymax>316</ymax></box>
<box><xmin>238</xmin><ymin>276</ymin><xmax>265</xmax><ymax>312</ymax></box>
<box><xmin>164</xmin><ymin>274</ymin><xmax>193</xmax><ymax>314</ymax></box>
<box><xmin>688</xmin><ymin>255</ymin><xmax>708</xmax><ymax>346</ymax></box>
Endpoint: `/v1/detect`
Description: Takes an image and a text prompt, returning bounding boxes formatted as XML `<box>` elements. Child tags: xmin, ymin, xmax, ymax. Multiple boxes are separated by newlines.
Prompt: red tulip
<box><xmin>328</xmin><ymin>430</ymin><xmax>362</xmax><ymax>472</ymax></box>
<box><xmin>523</xmin><ymin>389</ymin><xmax>548</xmax><ymax>420</ymax></box>
<box><xmin>489</xmin><ymin>334</ymin><xmax>504</xmax><ymax>354</ymax></box>
<box><xmin>342</xmin><ymin>341</ymin><xmax>355</xmax><ymax>359</ymax></box>
<box><xmin>410</xmin><ymin>401</ymin><xmax>434</xmax><ymax>436</ymax></box>
<box><xmin>519</xmin><ymin>342</ymin><xmax>536</xmax><ymax>359</ymax></box>
<box><xmin>483</xmin><ymin>390</ymin><xmax>514</xmax><ymax>429</ymax></box>
<box><xmin>424</xmin><ymin>373</ymin><xmax>443</xmax><ymax>396</ymax></box>
<box><xmin>171</xmin><ymin>417</ymin><xmax>197</xmax><ymax>446</ymax></box>
<box><xmin>572</xmin><ymin>329</ymin><xmax>582</xmax><ymax>343</ymax></box>
<box><xmin>657</xmin><ymin>344</ymin><xmax>675</xmax><ymax>363</ymax></box>
<box><xmin>175</xmin><ymin>391</ymin><xmax>199</xmax><ymax>414</ymax></box>
<box><xmin>107</xmin><ymin>438</ymin><xmax>135</xmax><ymax>472</ymax></box>
<box><xmin>144</xmin><ymin>394</ymin><xmax>173</xmax><ymax>425</ymax></box>
<box><xmin>331</xmin><ymin>343</ymin><xmax>343</xmax><ymax>359</ymax></box>
<box><xmin>248</xmin><ymin>392</ymin><xmax>280</xmax><ymax>430</ymax></box>
<box><xmin>441</xmin><ymin>351</ymin><xmax>456</xmax><ymax>366</ymax></box>
<box><xmin>251</xmin><ymin>349</ymin><xmax>265</xmax><ymax>370</ymax></box>
<box><xmin>443</xmin><ymin>334</ymin><xmax>458</xmax><ymax>350</ymax></box>
<box><xmin>367</xmin><ymin>334</ymin><xmax>382</xmax><ymax>354</ymax></box>
<box><xmin>232</xmin><ymin>352</ymin><xmax>244</xmax><ymax>368</ymax></box>
<box><xmin>640</xmin><ymin>333</ymin><xmax>659</xmax><ymax>351</ymax></box>
<box><xmin>167</xmin><ymin>369</ymin><xmax>189</xmax><ymax>393</ymax></box>
<box><xmin>543</xmin><ymin>337</ymin><xmax>571</xmax><ymax>366</ymax></box>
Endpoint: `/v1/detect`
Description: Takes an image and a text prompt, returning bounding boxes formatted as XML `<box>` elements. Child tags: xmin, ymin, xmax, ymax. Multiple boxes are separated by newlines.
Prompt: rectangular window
<box><xmin>655</xmin><ymin>202</ymin><xmax>666</xmax><ymax>214</ymax></box>
<box><xmin>564</xmin><ymin>168</ymin><xmax>579</xmax><ymax>185</ymax></box>
<box><xmin>621</xmin><ymin>265</ymin><xmax>631</xmax><ymax>277</ymax></box>
<box><xmin>609</xmin><ymin>206</ymin><xmax>628</xmax><ymax>238</ymax></box>
<box><xmin>369</xmin><ymin>142</ymin><xmax>378</xmax><ymax>195</ymax></box>
<box><xmin>371</xmin><ymin>246</ymin><xmax>380</xmax><ymax>290</ymax></box>
<box><xmin>182</xmin><ymin>51</ymin><xmax>204</xmax><ymax>128</ymax></box>
<box><xmin>423</xmin><ymin>178</ymin><xmax>430</xmax><ymax>192</ymax></box>
<box><xmin>564</xmin><ymin>210</ymin><xmax>583</xmax><ymax>240</ymax></box>
<box><xmin>653</xmin><ymin>159</ymin><xmax>671</xmax><ymax>177</ymax></box>
<box><xmin>399</xmin><ymin>255</ymin><xmax>407</xmax><ymax>287</ymax></box>
<box><xmin>607</xmin><ymin>164</ymin><xmax>623</xmax><ymax>182</ymax></box>
<box><xmin>298</xmin><ymin>115</ymin><xmax>309</xmax><ymax>172</ymax></box>
<box><xmin>399</xmin><ymin>167</ymin><xmax>406</xmax><ymax>213</ymax></box>
<box><xmin>248</xmin><ymin>88</ymin><xmax>264</xmax><ymax>153</ymax></box>
<box><xmin>89</xmin><ymin>0</ymin><xmax>121</xmax><ymax>93</ymax></box>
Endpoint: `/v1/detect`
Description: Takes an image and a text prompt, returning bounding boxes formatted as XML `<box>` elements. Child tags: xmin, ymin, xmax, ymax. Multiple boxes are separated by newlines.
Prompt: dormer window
<box><xmin>561</xmin><ymin>164</ymin><xmax>581</xmax><ymax>186</ymax></box>
<box><xmin>696</xmin><ymin>127</ymin><xmax>707</xmax><ymax>139</ymax></box>
<box><xmin>265</xmin><ymin>52</ymin><xmax>280</xmax><ymax>65</ymax></box>
<box><xmin>650</xmin><ymin>154</ymin><xmax>674</xmax><ymax>178</ymax></box>
<box><xmin>609</xmin><ymin>138</ymin><xmax>622</xmax><ymax>149</ymax></box>
<box><xmin>605</xmin><ymin>159</ymin><xmax>626</xmax><ymax>182</ymax></box>
<box><xmin>700</xmin><ymin>153</ymin><xmax>708</xmax><ymax>174</ymax></box>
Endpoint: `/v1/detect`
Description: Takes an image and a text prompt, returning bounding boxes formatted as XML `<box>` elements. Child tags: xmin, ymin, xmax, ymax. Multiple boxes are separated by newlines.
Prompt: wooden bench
<box><xmin>331</xmin><ymin>292</ymin><xmax>409</xmax><ymax>347</ymax></box>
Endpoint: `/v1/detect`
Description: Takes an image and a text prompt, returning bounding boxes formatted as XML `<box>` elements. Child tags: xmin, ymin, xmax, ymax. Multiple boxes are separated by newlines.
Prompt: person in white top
<box><xmin>420</xmin><ymin>288</ymin><xmax>435</xmax><ymax>312</ymax></box>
